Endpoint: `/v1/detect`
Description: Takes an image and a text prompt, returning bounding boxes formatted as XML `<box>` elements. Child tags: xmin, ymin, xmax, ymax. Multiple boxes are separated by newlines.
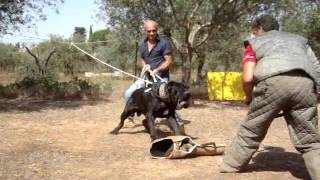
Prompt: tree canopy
<box><xmin>0</xmin><ymin>0</ymin><xmax>63</xmax><ymax>35</ymax></box>
<box><xmin>96</xmin><ymin>0</ymin><xmax>320</xmax><ymax>84</ymax></box>
<box><xmin>1</xmin><ymin>1</ymin><xmax>320</xmax><ymax>86</ymax></box>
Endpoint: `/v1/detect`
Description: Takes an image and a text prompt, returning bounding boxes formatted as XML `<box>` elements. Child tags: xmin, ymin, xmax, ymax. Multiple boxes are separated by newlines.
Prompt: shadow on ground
<box><xmin>246</xmin><ymin>146</ymin><xmax>310</xmax><ymax>180</ymax></box>
<box><xmin>191</xmin><ymin>99</ymin><xmax>248</xmax><ymax>110</ymax></box>
<box><xmin>115</xmin><ymin>119</ymin><xmax>198</xmax><ymax>140</ymax></box>
<box><xmin>0</xmin><ymin>99</ymin><xmax>107</xmax><ymax>113</ymax></box>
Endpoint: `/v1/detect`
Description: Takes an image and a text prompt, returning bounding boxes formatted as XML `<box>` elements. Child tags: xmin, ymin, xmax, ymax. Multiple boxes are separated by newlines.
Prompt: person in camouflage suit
<box><xmin>220</xmin><ymin>14</ymin><xmax>320</xmax><ymax>180</ymax></box>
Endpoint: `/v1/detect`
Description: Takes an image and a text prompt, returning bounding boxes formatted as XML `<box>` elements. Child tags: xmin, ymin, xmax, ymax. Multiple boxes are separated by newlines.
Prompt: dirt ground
<box><xmin>0</xmin><ymin>85</ymin><xmax>313</xmax><ymax>180</ymax></box>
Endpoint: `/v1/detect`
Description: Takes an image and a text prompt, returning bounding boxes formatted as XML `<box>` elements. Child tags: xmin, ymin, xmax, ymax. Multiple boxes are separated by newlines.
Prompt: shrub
<box><xmin>0</xmin><ymin>76</ymin><xmax>112</xmax><ymax>100</ymax></box>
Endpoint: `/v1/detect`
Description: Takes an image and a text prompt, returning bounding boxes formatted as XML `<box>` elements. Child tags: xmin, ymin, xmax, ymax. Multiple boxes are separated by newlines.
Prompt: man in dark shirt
<box><xmin>138</xmin><ymin>24</ymin><xmax>172</xmax><ymax>79</ymax></box>
<box><xmin>124</xmin><ymin>20</ymin><xmax>184</xmax><ymax>126</ymax></box>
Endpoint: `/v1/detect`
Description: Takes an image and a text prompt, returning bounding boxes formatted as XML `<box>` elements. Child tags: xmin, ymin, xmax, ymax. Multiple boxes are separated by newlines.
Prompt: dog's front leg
<box><xmin>168</xmin><ymin>111</ymin><xmax>185</xmax><ymax>136</ymax></box>
<box><xmin>146</xmin><ymin>112</ymin><xmax>157</xmax><ymax>140</ymax></box>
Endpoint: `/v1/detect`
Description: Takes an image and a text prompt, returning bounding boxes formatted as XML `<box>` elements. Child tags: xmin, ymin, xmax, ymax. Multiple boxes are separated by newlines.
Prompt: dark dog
<box><xmin>110</xmin><ymin>81</ymin><xmax>191</xmax><ymax>140</ymax></box>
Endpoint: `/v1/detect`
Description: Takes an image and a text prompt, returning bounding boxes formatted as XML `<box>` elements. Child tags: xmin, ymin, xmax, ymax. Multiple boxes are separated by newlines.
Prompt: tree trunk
<box><xmin>184</xmin><ymin>47</ymin><xmax>193</xmax><ymax>84</ymax></box>
<box><xmin>195</xmin><ymin>51</ymin><xmax>205</xmax><ymax>85</ymax></box>
<box><xmin>180</xmin><ymin>52</ymin><xmax>188</xmax><ymax>83</ymax></box>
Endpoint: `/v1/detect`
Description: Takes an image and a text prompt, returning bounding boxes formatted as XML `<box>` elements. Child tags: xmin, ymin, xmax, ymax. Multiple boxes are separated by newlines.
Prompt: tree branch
<box><xmin>189</xmin><ymin>22</ymin><xmax>211</xmax><ymax>47</ymax></box>
<box><xmin>187</xmin><ymin>0</ymin><xmax>204</xmax><ymax>29</ymax></box>
<box><xmin>168</xmin><ymin>0</ymin><xmax>182</xmax><ymax>27</ymax></box>
<box><xmin>25</xmin><ymin>47</ymin><xmax>43</xmax><ymax>75</ymax></box>
<box><xmin>169</xmin><ymin>36</ymin><xmax>185</xmax><ymax>54</ymax></box>
<box><xmin>44</xmin><ymin>48</ymin><xmax>56</xmax><ymax>73</ymax></box>
<box><xmin>211</xmin><ymin>0</ymin><xmax>230</xmax><ymax>23</ymax></box>
<box><xmin>193</xmin><ymin>33</ymin><xmax>209</xmax><ymax>48</ymax></box>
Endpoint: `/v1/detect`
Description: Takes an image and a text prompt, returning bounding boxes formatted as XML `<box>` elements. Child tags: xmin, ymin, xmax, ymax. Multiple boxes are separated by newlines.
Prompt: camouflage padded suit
<box><xmin>221</xmin><ymin>30</ymin><xmax>320</xmax><ymax>180</ymax></box>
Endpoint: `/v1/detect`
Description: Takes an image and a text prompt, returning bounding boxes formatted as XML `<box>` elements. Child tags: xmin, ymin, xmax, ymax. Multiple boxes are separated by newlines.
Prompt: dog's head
<box><xmin>166</xmin><ymin>81</ymin><xmax>191</xmax><ymax>110</ymax></box>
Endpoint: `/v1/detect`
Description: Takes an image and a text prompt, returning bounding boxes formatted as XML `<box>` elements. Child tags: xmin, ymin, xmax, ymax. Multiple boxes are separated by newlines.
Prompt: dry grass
<box><xmin>0</xmin><ymin>75</ymin><xmax>313</xmax><ymax>180</ymax></box>
<box><xmin>0</xmin><ymin>71</ymin><xmax>16</xmax><ymax>85</ymax></box>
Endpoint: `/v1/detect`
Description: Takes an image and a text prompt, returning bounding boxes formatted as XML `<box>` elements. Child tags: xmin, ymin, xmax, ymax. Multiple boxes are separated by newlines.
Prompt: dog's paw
<box><xmin>150</xmin><ymin>135</ymin><xmax>157</xmax><ymax>141</ymax></box>
<box><xmin>110</xmin><ymin>130</ymin><xmax>119</xmax><ymax>135</ymax></box>
<box><xmin>142</xmin><ymin>119</ymin><xmax>150</xmax><ymax>133</ymax></box>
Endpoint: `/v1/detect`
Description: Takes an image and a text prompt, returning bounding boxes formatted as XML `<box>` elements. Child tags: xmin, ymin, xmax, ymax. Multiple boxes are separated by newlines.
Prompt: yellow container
<box><xmin>207</xmin><ymin>72</ymin><xmax>245</xmax><ymax>101</ymax></box>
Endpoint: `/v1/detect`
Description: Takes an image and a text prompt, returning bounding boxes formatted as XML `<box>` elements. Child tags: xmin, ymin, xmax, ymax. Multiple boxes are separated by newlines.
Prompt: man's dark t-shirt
<box><xmin>139</xmin><ymin>36</ymin><xmax>172</xmax><ymax>79</ymax></box>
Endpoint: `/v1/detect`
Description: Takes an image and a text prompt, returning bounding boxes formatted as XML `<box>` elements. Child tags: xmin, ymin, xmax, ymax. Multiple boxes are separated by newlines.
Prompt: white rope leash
<box><xmin>140</xmin><ymin>65</ymin><xmax>165</xmax><ymax>83</ymax></box>
<box><xmin>70</xmin><ymin>42</ymin><xmax>152</xmax><ymax>84</ymax></box>
<box><xmin>140</xmin><ymin>65</ymin><xmax>158</xmax><ymax>82</ymax></box>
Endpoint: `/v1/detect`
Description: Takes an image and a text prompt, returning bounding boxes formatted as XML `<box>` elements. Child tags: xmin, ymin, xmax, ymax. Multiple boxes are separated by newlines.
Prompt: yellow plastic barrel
<box><xmin>207</xmin><ymin>72</ymin><xmax>245</xmax><ymax>101</ymax></box>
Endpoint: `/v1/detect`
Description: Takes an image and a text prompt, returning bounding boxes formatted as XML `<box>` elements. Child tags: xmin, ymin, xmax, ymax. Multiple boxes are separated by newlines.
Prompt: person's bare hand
<box><xmin>143</xmin><ymin>64</ymin><xmax>151</xmax><ymax>71</ymax></box>
<box><xmin>245</xmin><ymin>96</ymin><xmax>252</xmax><ymax>105</ymax></box>
<box><xmin>152</xmin><ymin>68</ymin><xmax>159</xmax><ymax>75</ymax></box>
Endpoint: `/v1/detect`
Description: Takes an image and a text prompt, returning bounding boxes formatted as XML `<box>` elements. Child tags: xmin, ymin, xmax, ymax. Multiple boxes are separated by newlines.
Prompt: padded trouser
<box><xmin>222</xmin><ymin>72</ymin><xmax>320</xmax><ymax>179</ymax></box>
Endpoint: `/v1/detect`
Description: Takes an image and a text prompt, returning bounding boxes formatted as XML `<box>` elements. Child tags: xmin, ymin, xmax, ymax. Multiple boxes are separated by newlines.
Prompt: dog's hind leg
<box><xmin>110</xmin><ymin>110</ymin><xmax>134</xmax><ymax>134</ymax></box>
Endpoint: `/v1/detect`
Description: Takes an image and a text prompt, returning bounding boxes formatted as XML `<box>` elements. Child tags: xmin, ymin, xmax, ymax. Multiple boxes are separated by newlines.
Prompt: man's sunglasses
<box><xmin>147</xmin><ymin>29</ymin><xmax>157</xmax><ymax>33</ymax></box>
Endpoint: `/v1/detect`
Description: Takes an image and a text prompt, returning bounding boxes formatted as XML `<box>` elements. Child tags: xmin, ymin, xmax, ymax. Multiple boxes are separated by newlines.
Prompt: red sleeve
<box><xmin>242</xmin><ymin>44</ymin><xmax>256</xmax><ymax>64</ymax></box>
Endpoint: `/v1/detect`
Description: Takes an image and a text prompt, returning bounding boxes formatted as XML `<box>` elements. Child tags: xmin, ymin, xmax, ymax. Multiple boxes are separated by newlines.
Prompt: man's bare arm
<box><xmin>153</xmin><ymin>54</ymin><xmax>172</xmax><ymax>75</ymax></box>
<box><xmin>140</xmin><ymin>58</ymin><xmax>146</xmax><ymax>68</ymax></box>
<box><xmin>242</xmin><ymin>61</ymin><xmax>256</xmax><ymax>104</ymax></box>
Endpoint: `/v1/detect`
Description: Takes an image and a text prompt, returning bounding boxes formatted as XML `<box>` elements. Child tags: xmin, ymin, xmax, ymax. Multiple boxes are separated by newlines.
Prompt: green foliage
<box><xmin>74</xmin><ymin>27</ymin><xmax>87</xmax><ymax>37</ymax></box>
<box><xmin>0</xmin><ymin>76</ymin><xmax>112</xmax><ymax>100</ymax></box>
<box><xmin>16</xmin><ymin>41</ymin><xmax>58</xmax><ymax>81</ymax></box>
<box><xmin>96</xmin><ymin>0</ymin><xmax>320</xmax><ymax>84</ymax></box>
<box><xmin>73</xmin><ymin>27</ymin><xmax>87</xmax><ymax>42</ymax></box>
<box><xmin>13</xmin><ymin>34</ymin><xmax>100</xmax><ymax>83</ymax></box>
<box><xmin>281</xmin><ymin>7</ymin><xmax>320</xmax><ymax>58</ymax></box>
<box><xmin>88</xmin><ymin>29</ymin><xmax>110</xmax><ymax>42</ymax></box>
<box><xmin>96</xmin><ymin>0</ymin><xmax>266</xmax><ymax>83</ymax></box>
<box><xmin>0</xmin><ymin>43</ymin><xmax>22</xmax><ymax>71</ymax></box>
<box><xmin>205</xmin><ymin>26</ymin><xmax>247</xmax><ymax>72</ymax></box>
<box><xmin>47</xmin><ymin>35</ymin><xmax>96</xmax><ymax>75</ymax></box>
<box><xmin>88</xmin><ymin>29</ymin><xmax>110</xmax><ymax>51</ymax></box>
<box><xmin>306</xmin><ymin>10</ymin><xmax>320</xmax><ymax>58</ymax></box>
<box><xmin>1</xmin><ymin>0</ymin><xmax>319</xmax><ymax>90</ymax></box>
<box><xmin>94</xmin><ymin>30</ymin><xmax>137</xmax><ymax>72</ymax></box>
<box><xmin>0</xmin><ymin>0</ymin><xmax>64</xmax><ymax>34</ymax></box>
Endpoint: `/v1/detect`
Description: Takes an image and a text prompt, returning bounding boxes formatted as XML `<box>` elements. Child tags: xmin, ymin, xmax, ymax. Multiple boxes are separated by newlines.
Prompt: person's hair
<box><xmin>243</xmin><ymin>40</ymin><xmax>250</xmax><ymax>48</ymax></box>
<box><xmin>144</xmin><ymin>20</ymin><xmax>158</xmax><ymax>30</ymax></box>
<box><xmin>251</xmin><ymin>14</ymin><xmax>279</xmax><ymax>31</ymax></box>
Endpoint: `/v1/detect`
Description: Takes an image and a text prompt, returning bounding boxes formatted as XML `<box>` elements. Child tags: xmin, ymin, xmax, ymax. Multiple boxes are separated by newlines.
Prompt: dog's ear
<box><xmin>166</xmin><ymin>81</ymin><xmax>174</xmax><ymax>91</ymax></box>
<box><xmin>167</xmin><ymin>81</ymin><xmax>175</xmax><ymax>86</ymax></box>
<box><xmin>166</xmin><ymin>84</ymin><xmax>175</xmax><ymax>94</ymax></box>
<box><xmin>166</xmin><ymin>82</ymin><xmax>178</xmax><ymax>95</ymax></box>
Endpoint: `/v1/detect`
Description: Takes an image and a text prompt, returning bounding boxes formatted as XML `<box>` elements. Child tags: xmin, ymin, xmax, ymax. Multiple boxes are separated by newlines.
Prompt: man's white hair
<box><xmin>144</xmin><ymin>20</ymin><xmax>158</xmax><ymax>30</ymax></box>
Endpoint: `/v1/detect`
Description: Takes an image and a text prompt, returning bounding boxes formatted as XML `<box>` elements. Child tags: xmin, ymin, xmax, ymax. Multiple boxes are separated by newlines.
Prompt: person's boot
<box><xmin>302</xmin><ymin>149</ymin><xmax>320</xmax><ymax>180</ymax></box>
<box><xmin>219</xmin><ymin>160</ymin><xmax>242</xmax><ymax>173</ymax></box>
